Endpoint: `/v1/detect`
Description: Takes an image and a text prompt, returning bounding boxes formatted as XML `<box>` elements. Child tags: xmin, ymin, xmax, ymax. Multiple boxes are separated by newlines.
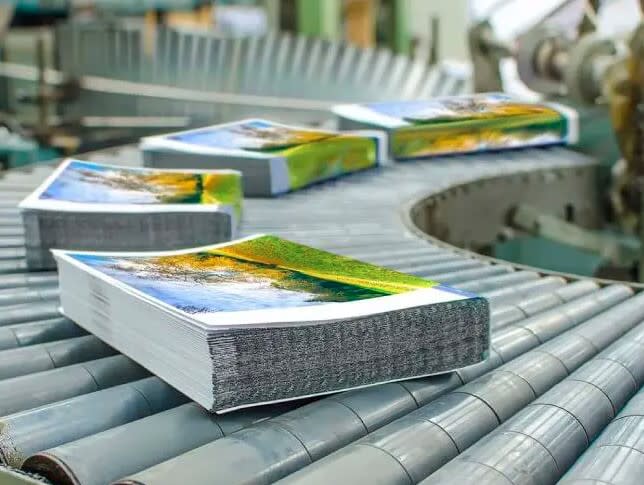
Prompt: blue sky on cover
<box><xmin>70</xmin><ymin>252</ymin><xmax>383</xmax><ymax>315</ymax></box>
<box><xmin>168</xmin><ymin>120</ymin><xmax>279</xmax><ymax>149</ymax></box>
<box><xmin>364</xmin><ymin>94</ymin><xmax>513</xmax><ymax>119</ymax></box>
<box><xmin>41</xmin><ymin>161</ymin><xmax>180</xmax><ymax>204</ymax></box>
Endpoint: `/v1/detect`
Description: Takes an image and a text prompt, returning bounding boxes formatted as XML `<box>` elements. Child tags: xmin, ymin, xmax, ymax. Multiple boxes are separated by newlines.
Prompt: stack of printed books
<box><xmin>20</xmin><ymin>160</ymin><xmax>242</xmax><ymax>270</ymax></box>
<box><xmin>333</xmin><ymin>92</ymin><xmax>578</xmax><ymax>160</ymax></box>
<box><xmin>54</xmin><ymin>234</ymin><xmax>490</xmax><ymax>413</ymax></box>
<box><xmin>140</xmin><ymin>119</ymin><xmax>386</xmax><ymax>196</ymax></box>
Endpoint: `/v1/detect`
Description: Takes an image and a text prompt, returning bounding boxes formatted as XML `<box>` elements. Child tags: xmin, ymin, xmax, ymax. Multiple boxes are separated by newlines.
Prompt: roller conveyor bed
<box><xmin>0</xmin><ymin>141</ymin><xmax>641</xmax><ymax>485</ymax></box>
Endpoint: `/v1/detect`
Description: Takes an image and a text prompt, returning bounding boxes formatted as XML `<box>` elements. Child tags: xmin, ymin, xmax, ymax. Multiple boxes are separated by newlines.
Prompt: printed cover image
<box><xmin>69</xmin><ymin>235</ymin><xmax>436</xmax><ymax>318</ymax></box>
<box><xmin>39</xmin><ymin>160</ymin><xmax>242</xmax><ymax>215</ymax></box>
<box><xmin>364</xmin><ymin>94</ymin><xmax>568</xmax><ymax>158</ymax></box>
<box><xmin>169</xmin><ymin>120</ymin><xmax>378</xmax><ymax>190</ymax></box>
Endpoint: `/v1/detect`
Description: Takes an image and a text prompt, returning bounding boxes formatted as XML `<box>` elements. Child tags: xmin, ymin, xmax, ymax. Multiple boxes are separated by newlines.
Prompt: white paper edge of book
<box><xmin>53</xmin><ymin>234</ymin><xmax>474</xmax><ymax>329</ymax></box>
<box><xmin>59</xmin><ymin>289</ymin><xmax>486</xmax><ymax>414</ymax></box>
<box><xmin>332</xmin><ymin>93</ymin><xmax>579</xmax><ymax>144</ymax></box>
<box><xmin>269</xmin><ymin>157</ymin><xmax>290</xmax><ymax>195</ymax></box>
<box><xmin>139</xmin><ymin>118</ymin><xmax>389</xmax><ymax>163</ymax></box>
<box><xmin>18</xmin><ymin>159</ymin><xmax>242</xmax><ymax>217</ymax></box>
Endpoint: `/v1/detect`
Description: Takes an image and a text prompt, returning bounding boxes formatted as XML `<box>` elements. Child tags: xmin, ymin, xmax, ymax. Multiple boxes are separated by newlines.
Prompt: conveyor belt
<box><xmin>0</xmin><ymin>145</ymin><xmax>643</xmax><ymax>485</ymax></box>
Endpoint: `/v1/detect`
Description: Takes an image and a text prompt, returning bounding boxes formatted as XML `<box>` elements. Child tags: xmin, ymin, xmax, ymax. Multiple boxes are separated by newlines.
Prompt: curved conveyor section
<box><xmin>0</xmin><ymin>144</ymin><xmax>642</xmax><ymax>485</ymax></box>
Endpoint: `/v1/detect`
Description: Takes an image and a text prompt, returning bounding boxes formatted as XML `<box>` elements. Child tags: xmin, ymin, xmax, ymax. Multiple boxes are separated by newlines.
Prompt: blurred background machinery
<box><xmin>0</xmin><ymin>0</ymin><xmax>642</xmax><ymax>276</ymax></box>
<box><xmin>464</xmin><ymin>0</ymin><xmax>644</xmax><ymax>281</ymax></box>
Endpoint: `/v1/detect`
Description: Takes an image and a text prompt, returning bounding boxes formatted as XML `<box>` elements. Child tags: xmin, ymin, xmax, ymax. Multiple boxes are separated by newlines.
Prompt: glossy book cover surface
<box><xmin>143</xmin><ymin>119</ymin><xmax>381</xmax><ymax>191</ymax></box>
<box><xmin>334</xmin><ymin>93</ymin><xmax>578</xmax><ymax>159</ymax></box>
<box><xmin>55</xmin><ymin>235</ymin><xmax>472</xmax><ymax>327</ymax></box>
<box><xmin>20</xmin><ymin>160</ymin><xmax>242</xmax><ymax>216</ymax></box>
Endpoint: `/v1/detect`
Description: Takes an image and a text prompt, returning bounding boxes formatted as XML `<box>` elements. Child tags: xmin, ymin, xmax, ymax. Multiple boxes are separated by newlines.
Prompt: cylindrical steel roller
<box><xmin>362</xmin><ymin>253</ymin><xmax>461</xmax><ymax>268</ymax></box>
<box><xmin>0</xmin><ymin>247</ymin><xmax>26</xmax><ymax>261</ymax></box>
<box><xmin>431</xmin><ymin>266</ymin><xmax>511</xmax><ymax>285</ymax></box>
<box><xmin>0</xmin><ymin>272</ymin><xmax>57</xmax><ymax>290</ymax></box>
<box><xmin>420</xmin><ymin>321</ymin><xmax>644</xmax><ymax>485</ymax></box>
<box><xmin>22</xmin><ymin>402</ymin><xmax>297</xmax><ymax>485</ymax></box>
<box><xmin>0</xmin><ymin>227</ymin><xmax>25</xmax><ymax>238</ymax></box>
<box><xmin>490</xmin><ymin>281</ymin><xmax>603</xmax><ymax>330</ymax></box>
<box><xmin>110</xmin><ymin>288</ymin><xmax>636</xmax><ymax>485</ymax></box>
<box><xmin>337</xmin><ymin>247</ymin><xmax>442</xmax><ymax>262</ymax></box>
<box><xmin>0</xmin><ymin>377</ymin><xmax>187</xmax><ymax>467</ymax></box>
<box><xmin>559</xmin><ymin>386</ymin><xmax>644</xmax><ymax>484</ymax></box>
<box><xmin>0</xmin><ymin>317</ymin><xmax>85</xmax><ymax>351</ymax></box>
<box><xmin>457</xmin><ymin>271</ymin><xmax>540</xmax><ymax>293</ymax></box>
<box><xmin>490</xmin><ymin>285</ymin><xmax>632</xmax><ymax>361</ymax></box>
<box><xmin>0</xmin><ymin>287</ymin><xmax>59</xmax><ymax>306</ymax></box>
<box><xmin>305</xmin><ymin>238</ymin><xmax>426</xmax><ymax>252</ymax></box>
<box><xmin>489</xmin><ymin>305</ymin><xmax>526</xmax><ymax>328</ymax></box>
<box><xmin>276</xmin><ymin>295</ymin><xmax>644</xmax><ymax>485</ymax></box>
<box><xmin>0</xmin><ymin>217</ymin><xmax>22</xmax><ymax>227</ymax></box>
<box><xmin>397</xmin><ymin>258</ymin><xmax>483</xmax><ymax>276</ymax></box>
<box><xmin>0</xmin><ymin>335</ymin><xmax>116</xmax><ymax>380</ymax></box>
<box><xmin>555</xmin><ymin>279</ymin><xmax>600</xmax><ymax>301</ymax></box>
<box><xmin>0</xmin><ymin>302</ymin><xmax>62</xmax><ymax>327</ymax></box>
<box><xmin>0</xmin><ymin>259</ymin><xmax>28</xmax><ymax>274</ymax></box>
<box><xmin>0</xmin><ymin>355</ymin><xmax>149</xmax><ymax>417</ymax></box>
<box><xmin>0</xmin><ymin>237</ymin><xmax>25</xmax><ymax>248</ymax></box>
<box><xmin>482</xmin><ymin>276</ymin><xmax>565</xmax><ymax>307</ymax></box>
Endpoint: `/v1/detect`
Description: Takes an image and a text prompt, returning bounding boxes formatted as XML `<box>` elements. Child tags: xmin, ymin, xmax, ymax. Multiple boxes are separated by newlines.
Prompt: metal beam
<box><xmin>296</xmin><ymin>0</ymin><xmax>341</xmax><ymax>39</ymax></box>
<box><xmin>392</xmin><ymin>0</ymin><xmax>411</xmax><ymax>55</ymax></box>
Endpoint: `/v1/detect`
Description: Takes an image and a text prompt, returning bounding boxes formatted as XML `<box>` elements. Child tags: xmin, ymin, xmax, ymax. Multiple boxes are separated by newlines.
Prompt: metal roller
<box><xmin>395</xmin><ymin>258</ymin><xmax>484</xmax><ymax>276</ymax></box>
<box><xmin>0</xmin><ymin>259</ymin><xmax>28</xmax><ymax>274</ymax></box>
<box><xmin>482</xmin><ymin>276</ymin><xmax>566</xmax><ymax>307</ymax></box>
<box><xmin>0</xmin><ymin>317</ymin><xmax>85</xmax><ymax>352</ymax></box>
<box><xmin>108</xmin><ymin>289</ymin><xmax>638</xmax><ymax>485</ymax></box>
<box><xmin>428</xmin><ymin>266</ymin><xmax>512</xmax><ymax>285</ymax></box>
<box><xmin>0</xmin><ymin>237</ymin><xmax>25</xmax><ymax>249</ymax></box>
<box><xmin>0</xmin><ymin>248</ymin><xmax>26</xmax><ymax>261</ymax></box>
<box><xmin>0</xmin><ymin>355</ymin><xmax>148</xmax><ymax>417</ymax></box>
<box><xmin>0</xmin><ymin>272</ymin><xmax>57</xmax><ymax>290</ymax></box>
<box><xmin>558</xmin><ymin>386</ymin><xmax>644</xmax><ymax>484</ymax></box>
<box><xmin>0</xmin><ymin>217</ymin><xmax>22</xmax><ymax>227</ymax></box>
<box><xmin>421</xmin><ymin>321</ymin><xmax>644</xmax><ymax>484</ymax></box>
<box><xmin>456</xmin><ymin>271</ymin><xmax>541</xmax><ymax>293</ymax></box>
<box><xmin>0</xmin><ymin>227</ymin><xmax>21</xmax><ymax>238</ymax></box>
<box><xmin>489</xmin><ymin>280</ymin><xmax>601</xmax><ymax>329</ymax></box>
<box><xmin>490</xmin><ymin>285</ymin><xmax>632</xmax><ymax>361</ymax></box>
<box><xmin>0</xmin><ymin>377</ymin><xmax>188</xmax><ymax>467</ymax></box>
<box><xmin>0</xmin><ymin>301</ymin><xmax>62</xmax><ymax>327</ymax></box>
<box><xmin>0</xmin><ymin>287</ymin><xmax>59</xmax><ymax>306</ymax></box>
<box><xmin>276</xmin><ymin>295</ymin><xmax>644</xmax><ymax>485</ymax></box>
<box><xmin>363</xmin><ymin>253</ymin><xmax>463</xmax><ymax>269</ymax></box>
<box><xmin>0</xmin><ymin>335</ymin><xmax>116</xmax><ymax>380</ymax></box>
<box><xmin>21</xmin><ymin>402</ymin><xmax>299</xmax><ymax>485</ymax></box>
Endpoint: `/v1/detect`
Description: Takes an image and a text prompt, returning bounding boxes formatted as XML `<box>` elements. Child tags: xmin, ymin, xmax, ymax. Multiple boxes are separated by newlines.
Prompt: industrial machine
<box><xmin>465</xmin><ymin>0</ymin><xmax>644</xmax><ymax>281</ymax></box>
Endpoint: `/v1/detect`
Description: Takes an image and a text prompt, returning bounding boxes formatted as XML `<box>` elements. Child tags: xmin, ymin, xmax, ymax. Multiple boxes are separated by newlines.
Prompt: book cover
<box><xmin>54</xmin><ymin>234</ymin><xmax>475</xmax><ymax>327</ymax></box>
<box><xmin>54</xmin><ymin>235</ymin><xmax>489</xmax><ymax>411</ymax></box>
<box><xmin>333</xmin><ymin>93</ymin><xmax>579</xmax><ymax>159</ymax></box>
<box><xmin>141</xmin><ymin>119</ymin><xmax>385</xmax><ymax>193</ymax></box>
<box><xmin>19</xmin><ymin>160</ymin><xmax>243</xmax><ymax>221</ymax></box>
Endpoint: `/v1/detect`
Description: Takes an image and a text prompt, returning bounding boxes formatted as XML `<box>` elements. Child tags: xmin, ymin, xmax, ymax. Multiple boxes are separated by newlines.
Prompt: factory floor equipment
<box><xmin>0</xmin><ymin>142</ymin><xmax>643</xmax><ymax>485</ymax></box>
